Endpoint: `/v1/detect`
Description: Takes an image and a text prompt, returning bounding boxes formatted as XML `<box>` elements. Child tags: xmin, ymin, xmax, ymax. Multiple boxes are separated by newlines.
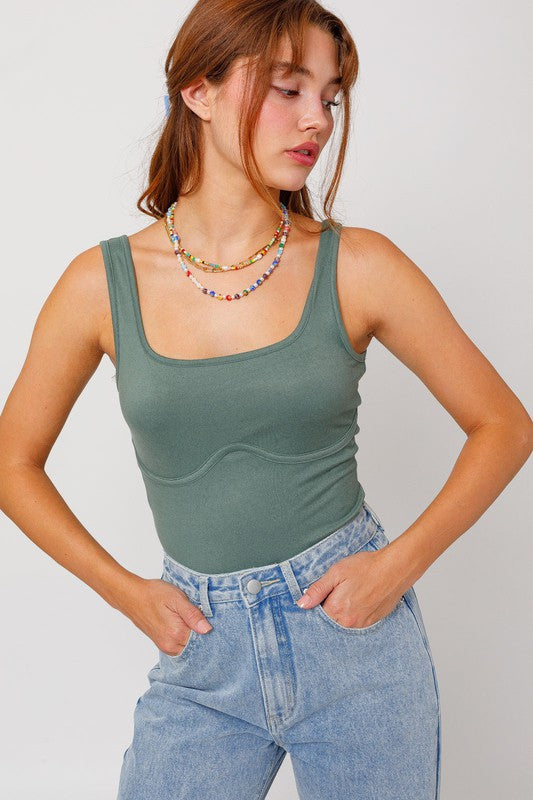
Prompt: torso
<box><xmin>98</xmin><ymin>214</ymin><xmax>375</xmax><ymax>367</ymax></box>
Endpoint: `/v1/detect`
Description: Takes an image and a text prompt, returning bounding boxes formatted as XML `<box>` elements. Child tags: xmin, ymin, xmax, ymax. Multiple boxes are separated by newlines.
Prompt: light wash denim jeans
<box><xmin>117</xmin><ymin>500</ymin><xmax>441</xmax><ymax>799</ymax></box>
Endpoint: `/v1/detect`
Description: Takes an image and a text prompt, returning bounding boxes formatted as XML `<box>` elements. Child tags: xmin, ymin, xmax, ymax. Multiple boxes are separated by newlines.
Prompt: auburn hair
<box><xmin>136</xmin><ymin>0</ymin><xmax>359</xmax><ymax>236</ymax></box>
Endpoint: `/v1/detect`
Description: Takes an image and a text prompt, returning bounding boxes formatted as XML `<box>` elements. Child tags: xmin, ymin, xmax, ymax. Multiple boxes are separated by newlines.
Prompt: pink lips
<box><xmin>285</xmin><ymin>141</ymin><xmax>319</xmax><ymax>166</ymax></box>
<box><xmin>285</xmin><ymin>142</ymin><xmax>319</xmax><ymax>166</ymax></box>
<box><xmin>289</xmin><ymin>141</ymin><xmax>319</xmax><ymax>158</ymax></box>
<box><xmin>285</xmin><ymin>150</ymin><xmax>316</xmax><ymax>166</ymax></box>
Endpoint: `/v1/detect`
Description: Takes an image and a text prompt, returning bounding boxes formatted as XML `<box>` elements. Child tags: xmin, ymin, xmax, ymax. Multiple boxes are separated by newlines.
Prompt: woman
<box><xmin>0</xmin><ymin>1</ymin><xmax>531</xmax><ymax>798</ymax></box>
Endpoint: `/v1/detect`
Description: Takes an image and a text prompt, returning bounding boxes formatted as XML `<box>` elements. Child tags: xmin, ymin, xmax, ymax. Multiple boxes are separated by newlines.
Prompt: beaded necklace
<box><xmin>164</xmin><ymin>201</ymin><xmax>291</xmax><ymax>301</ymax></box>
<box><xmin>165</xmin><ymin>200</ymin><xmax>284</xmax><ymax>272</ymax></box>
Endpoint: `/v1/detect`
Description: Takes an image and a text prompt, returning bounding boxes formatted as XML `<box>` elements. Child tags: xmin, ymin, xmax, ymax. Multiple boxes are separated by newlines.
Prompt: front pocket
<box><xmin>161</xmin><ymin>626</ymin><xmax>198</xmax><ymax>661</ymax></box>
<box><xmin>313</xmin><ymin>527</ymin><xmax>403</xmax><ymax>634</ymax></box>
<box><xmin>159</xmin><ymin>567</ymin><xmax>201</xmax><ymax>661</ymax></box>
<box><xmin>315</xmin><ymin>595</ymin><xmax>405</xmax><ymax>633</ymax></box>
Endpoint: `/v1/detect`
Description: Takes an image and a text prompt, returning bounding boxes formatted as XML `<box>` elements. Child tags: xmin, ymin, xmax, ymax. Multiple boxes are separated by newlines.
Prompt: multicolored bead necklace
<box><xmin>164</xmin><ymin>201</ymin><xmax>291</xmax><ymax>301</ymax></box>
<box><xmin>165</xmin><ymin>200</ymin><xmax>284</xmax><ymax>272</ymax></box>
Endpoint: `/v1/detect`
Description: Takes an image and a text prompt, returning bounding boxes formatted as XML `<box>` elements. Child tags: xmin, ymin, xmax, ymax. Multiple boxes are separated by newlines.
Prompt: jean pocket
<box><xmin>160</xmin><ymin>625</ymin><xmax>199</xmax><ymax>661</ymax></box>
<box><xmin>159</xmin><ymin>567</ymin><xmax>201</xmax><ymax>661</ymax></box>
<box><xmin>314</xmin><ymin>528</ymin><xmax>404</xmax><ymax>634</ymax></box>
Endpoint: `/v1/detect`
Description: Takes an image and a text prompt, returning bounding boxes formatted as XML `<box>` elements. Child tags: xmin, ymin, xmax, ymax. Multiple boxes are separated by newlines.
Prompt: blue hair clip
<box><xmin>164</xmin><ymin>93</ymin><xmax>170</xmax><ymax>118</ymax></box>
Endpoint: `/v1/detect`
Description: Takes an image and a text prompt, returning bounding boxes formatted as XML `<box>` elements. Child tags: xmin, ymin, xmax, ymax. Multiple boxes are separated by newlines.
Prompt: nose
<box><xmin>298</xmin><ymin>101</ymin><xmax>331</xmax><ymax>134</ymax></box>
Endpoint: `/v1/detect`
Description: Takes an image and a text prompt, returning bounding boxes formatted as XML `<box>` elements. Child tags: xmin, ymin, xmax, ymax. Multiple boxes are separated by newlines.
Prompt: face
<box><xmin>254</xmin><ymin>25</ymin><xmax>342</xmax><ymax>192</ymax></box>
<box><xmin>183</xmin><ymin>25</ymin><xmax>342</xmax><ymax>193</ymax></box>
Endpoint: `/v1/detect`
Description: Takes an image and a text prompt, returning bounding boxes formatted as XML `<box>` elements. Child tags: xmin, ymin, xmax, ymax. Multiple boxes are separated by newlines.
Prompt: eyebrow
<box><xmin>271</xmin><ymin>60</ymin><xmax>342</xmax><ymax>86</ymax></box>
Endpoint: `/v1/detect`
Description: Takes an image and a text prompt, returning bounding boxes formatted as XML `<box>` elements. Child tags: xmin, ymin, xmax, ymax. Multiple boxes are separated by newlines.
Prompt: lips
<box><xmin>287</xmin><ymin>141</ymin><xmax>319</xmax><ymax>159</ymax></box>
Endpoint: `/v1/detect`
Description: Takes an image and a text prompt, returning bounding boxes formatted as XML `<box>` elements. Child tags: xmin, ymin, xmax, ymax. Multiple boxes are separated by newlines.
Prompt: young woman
<box><xmin>1</xmin><ymin>1</ymin><xmax>531</xmax><ymax>798</ymax></box>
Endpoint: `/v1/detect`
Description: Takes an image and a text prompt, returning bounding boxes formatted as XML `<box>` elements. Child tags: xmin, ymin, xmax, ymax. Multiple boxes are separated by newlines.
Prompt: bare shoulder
<box><xmin>0</xmin><ymin>243</ymin><xmax>114</xmax><ymax>465</ymax></box>
<box><xmin>51</xmin><ymin>243</ymin><xmax>112</xmax><ymax>352</ymax></box>
<box><xmin>338</xmin><ymin>224</ymin><xmax>439</xmax><ymax>337</ymax></box>
<box><xmin>24</xmin><ymin>239</ymin><xmax>114</xmax><ymax>377</ymax></box>
<box><xmin>338</xmin><ymin>225</ymin><xmax>530</xmax><ymax>435</ymax></box>
<box><xmin>338</xmin><ymin>225</ymin><xmax>395</xmax><ymax>305</ymax></box>
<box><xmin>333</xmin><ymin>225</ymin><xmax>396</xmax><ymax>354</ymax></box>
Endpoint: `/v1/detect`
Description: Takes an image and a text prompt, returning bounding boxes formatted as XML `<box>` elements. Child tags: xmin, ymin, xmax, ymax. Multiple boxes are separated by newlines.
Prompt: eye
<box><xmin>271</xmin><ymin>86</ymin><xmax>340</xmax><ymax>110</ymax></box>
<box><xmin>271</xmin><ymin>85</ymin><xmax>299</xmax><ymax>98</ymax></box>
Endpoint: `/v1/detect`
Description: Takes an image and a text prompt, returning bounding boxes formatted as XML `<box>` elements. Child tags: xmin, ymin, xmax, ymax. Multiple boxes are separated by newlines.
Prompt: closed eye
<box><xmin>271</xmin><ymin>86</ymin><xmax>341</xmax><ymax>109</ymax></box>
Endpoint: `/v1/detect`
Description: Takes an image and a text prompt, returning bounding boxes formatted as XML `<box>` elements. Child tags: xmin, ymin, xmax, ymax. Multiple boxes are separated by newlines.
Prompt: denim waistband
<box><xmin>162</xmin><ymin>500</ymin><xmax>385</xmax><ymax>617</ymax></box>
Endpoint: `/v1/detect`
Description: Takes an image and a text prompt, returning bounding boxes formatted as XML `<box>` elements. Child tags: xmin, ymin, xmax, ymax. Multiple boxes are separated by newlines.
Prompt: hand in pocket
<box><xmin>296</xmin><ymin>544</ymin><xmax>407</xmax><ymax>629</ymax></box>
<box><xmin>119</xmin><ymin>576</ymin><xmax>213</xmax><ymax>655</ymax></box>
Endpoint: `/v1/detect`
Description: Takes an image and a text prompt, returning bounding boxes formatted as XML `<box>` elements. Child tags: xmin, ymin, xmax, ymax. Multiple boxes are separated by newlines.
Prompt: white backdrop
<box><xmin>1</xmin><ymin>1</ymin><xmax>532</xmax><ymax>798</ymax></box>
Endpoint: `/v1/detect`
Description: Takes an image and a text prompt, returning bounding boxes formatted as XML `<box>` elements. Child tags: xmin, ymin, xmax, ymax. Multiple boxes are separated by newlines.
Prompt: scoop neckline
<box><xmin>121</xmin><ymin>220</ymin><xmax>329</xmax><ymax>367</ymax></box>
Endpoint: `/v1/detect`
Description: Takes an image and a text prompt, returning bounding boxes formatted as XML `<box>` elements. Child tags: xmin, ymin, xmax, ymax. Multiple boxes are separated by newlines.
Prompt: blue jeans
<box><xmin>117</xmin><ymin>500</ymin><xmax>441</xmax><ymax>799</ymax></box>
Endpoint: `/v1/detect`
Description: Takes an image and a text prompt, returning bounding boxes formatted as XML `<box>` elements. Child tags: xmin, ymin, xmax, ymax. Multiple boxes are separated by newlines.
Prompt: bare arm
<box><xmin>358</xmin><ymin>230</ymin><xmax>533</xmax><ymax>590</ymax></box>
<box><xmin>359</xmin><ymin>229</ymin><xmax>533</xmax><ymax>587</ymax></box>
<box><xmin>0</xmin><ymin>247</ymin><xmax>136</xmax><ymax>603</ymax></box>
<box><xmin>298</xmin><ymin>228</ymin><xmax>533</xmax><ymax>625</ymax></box>
<box><xmin>0</xmin><ymin>246</ymin><xmax>212</xmax><ymax>653</ymax></box>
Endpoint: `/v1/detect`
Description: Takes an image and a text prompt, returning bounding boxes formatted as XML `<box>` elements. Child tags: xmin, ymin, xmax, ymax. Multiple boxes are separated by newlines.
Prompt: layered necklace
<box><xmin>164</xmin><ymin>200</ymin><xmax>291</xmax><ymax>301</ymax></box>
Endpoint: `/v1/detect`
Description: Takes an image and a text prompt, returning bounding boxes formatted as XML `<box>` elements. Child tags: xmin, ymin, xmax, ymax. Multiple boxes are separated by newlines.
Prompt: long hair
<box><xmin>136</xmin><ymin>0</ymin><xmax>359</xmax><ymax>236</ymax></box>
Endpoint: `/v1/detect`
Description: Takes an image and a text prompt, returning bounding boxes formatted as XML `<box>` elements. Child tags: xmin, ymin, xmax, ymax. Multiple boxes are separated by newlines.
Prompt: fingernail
<box><xmin>198</xmin><ymin>620</ymin><xmax>212</xmax><ymax>632</ymax></box>
<box><xmin>297</xmin><ymin>595</ymin><xmax>311</xmax><ymax>607</ymax></box>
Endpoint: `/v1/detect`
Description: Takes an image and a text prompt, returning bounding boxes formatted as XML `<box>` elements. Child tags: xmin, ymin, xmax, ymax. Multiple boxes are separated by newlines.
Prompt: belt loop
<box><xmin>198</xmin><ymin>575</ymin><xmax>213</xmax><ymax>617</ymax></box>
<box><xmin>364</xmin><ymin>500</ymin><xmax>383</xmax><ymax>530</ymax></box>
<box><xmin>279</xmin><ymin>559</ymin><xmax>304</xmax><ymax>604</ymax></box>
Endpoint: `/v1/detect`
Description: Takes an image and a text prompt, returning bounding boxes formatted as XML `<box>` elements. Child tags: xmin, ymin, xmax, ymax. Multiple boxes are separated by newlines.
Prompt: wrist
<box><xmin>381</xmin><ymin>534</ymin><xmax>428</xmax><ymax>594</ymax></box>
<box><xmin>93</xmin><ymin>560</ymin><xmax>146</xmax><ymax>612</ymax></box>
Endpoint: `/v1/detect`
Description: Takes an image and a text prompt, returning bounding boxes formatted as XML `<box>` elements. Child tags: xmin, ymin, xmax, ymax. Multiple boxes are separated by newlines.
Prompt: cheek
<box><xmin>255</xmin><ymin>98</ymin><xmax>293</xmax><ymax>147</ymax></box>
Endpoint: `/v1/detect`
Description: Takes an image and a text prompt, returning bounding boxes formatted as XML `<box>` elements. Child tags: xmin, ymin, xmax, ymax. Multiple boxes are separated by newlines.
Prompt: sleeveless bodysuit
<box><xmin>99</xmin><ymin>220</ymin><xmax>368</xmax><ymax>573</ymax></box>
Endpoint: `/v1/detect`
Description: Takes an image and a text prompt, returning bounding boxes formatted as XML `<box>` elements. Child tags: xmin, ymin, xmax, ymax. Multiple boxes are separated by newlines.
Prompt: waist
<box><xmin>140</xmin><ymin>450</ymin><xmax>365</xmax><ymax>572</ymax></box>
<box><xmin>161</xmin><ymin>498</ymin><xmax>380</xmax><ymax>605</ymax></box>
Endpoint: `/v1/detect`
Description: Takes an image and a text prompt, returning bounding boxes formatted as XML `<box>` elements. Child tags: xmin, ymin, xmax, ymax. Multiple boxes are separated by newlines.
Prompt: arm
<box><xmin>361</xmin><ymin>230</ymin><xmax>533</xmax><ymax>594</ymax></box>
<box><xmin>0</xmin><ymin>248</ymin><xmax>212</xmax><ymax>650</ymax></box>
<box><xmin>297</xmin><ymin>228</ymin><xmax>533</xmax><ymax>622</ymax></box>
<box><xmin>0</xmin><ymin>246</ymin><xmax>142</xmax><ymax>611</ymax></box>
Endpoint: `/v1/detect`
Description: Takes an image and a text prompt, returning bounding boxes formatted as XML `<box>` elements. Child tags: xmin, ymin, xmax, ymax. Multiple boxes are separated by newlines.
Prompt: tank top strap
<box><xmin>308</xmin><ymin>219</ymin><xmax>367</xmax><ymax>363</ymax></box>
<box><xmin>307</xmin><ymin>219</ymin><xmax>343</xmax><ymax>330</ymax></box>
<box><xmin>99</xmin><ymin>234</ymin><xmax>141</xmax><ymax>383</ymax></box>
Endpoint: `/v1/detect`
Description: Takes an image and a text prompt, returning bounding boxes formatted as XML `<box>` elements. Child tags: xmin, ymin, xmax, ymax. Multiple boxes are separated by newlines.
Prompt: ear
<box><xmin>180</xmin><ymin>77</ymin><xmax>214</xmax><ymax>121</ymax></box>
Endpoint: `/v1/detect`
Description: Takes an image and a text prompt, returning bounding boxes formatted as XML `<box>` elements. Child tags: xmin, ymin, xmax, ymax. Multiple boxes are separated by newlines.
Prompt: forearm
<box><xmin>0</xmin><ymin>461</ymin><xmax>143</xmax><ymax>613</ymax></box>
<box><xmin>384</xmin><ymin>420</ymin><xmax>533</xmax><ymax>594</ymax></box>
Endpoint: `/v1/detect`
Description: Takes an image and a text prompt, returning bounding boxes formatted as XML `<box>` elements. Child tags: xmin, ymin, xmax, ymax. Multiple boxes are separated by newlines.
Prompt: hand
<box><xmin>118</xmin><ymin>576</ymin><xmax>213</xmax><ymax>656</ymax></box>
<box><xmin>295</xmin><ymin>546</ymin><xmax>407</xmax><ymax>628</ymax></box>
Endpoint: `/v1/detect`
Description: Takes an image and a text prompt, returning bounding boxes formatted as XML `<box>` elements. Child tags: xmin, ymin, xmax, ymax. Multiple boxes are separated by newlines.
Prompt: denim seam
<box><xmin>271</xmin><ymin>594</ymin><xmax>297</xmax><ymax>719</ymax></box>
<box><xmin>403</xmin><ymin>593</ymin><xmax>441</xmax><ymax>799</ymax></box>
<box><xmin>245</xmin><ymin>606</ymin><xmax>277</xmax><ymax>736</ymax></box>
<box><xmin>314</xmin><ymin>596</ymin><xmax>404</xmax><ymax>635</ymax></box>
<box><xmin>161</xmin><ymin>626</ymin><xmax>200</xmax><ymax>662</ymax></box>
<box><xmin>256</xmin><ymin>746</ymin><xmax>286</xmax><ymax>800</ymax></box>
<box><xmin>171</xmin><ymin>587</ymin><xmax>293</xmax><ymax>607</ymax></box>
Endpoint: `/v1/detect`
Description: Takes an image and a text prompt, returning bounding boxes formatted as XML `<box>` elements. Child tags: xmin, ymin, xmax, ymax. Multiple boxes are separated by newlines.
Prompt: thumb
<box><xmin>296</xmin><ymin>573</ymin><xmax>336</xmax><ymax>609</ymax></box>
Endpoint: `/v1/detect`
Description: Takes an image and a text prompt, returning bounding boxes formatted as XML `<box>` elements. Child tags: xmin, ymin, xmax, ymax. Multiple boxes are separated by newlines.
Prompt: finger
<box><xmin>296</xmin><ymin>573</ymin><xmax>336</xmax><ymax>608</ymax></box>
<box><xmin>180</xmin><ymin>603</ymin><xmax>213</xmax><ymax>633</ymax></box>
<box><xmin>163</xmin><ymin>583</ymin><xmax>213</xmax><ymax>633</ymax></box>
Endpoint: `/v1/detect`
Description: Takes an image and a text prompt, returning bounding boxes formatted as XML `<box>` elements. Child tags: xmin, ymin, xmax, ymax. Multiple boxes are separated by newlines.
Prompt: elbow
<box><xmin>508</xmin><ymin>414</ymin><xmax>533</xmax><ymax>456</ymax></box>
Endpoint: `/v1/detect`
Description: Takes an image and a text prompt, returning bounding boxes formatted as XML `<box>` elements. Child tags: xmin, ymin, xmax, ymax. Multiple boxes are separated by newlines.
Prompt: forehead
<box><xmin>271</xmin><ymin>26</ymin><xmax>341</xmax><ymax>84</ymax></box>
<box><xmin>271</xmin><ymin>60</ymin><xmax>342</xmax><ymax>87</ymax></box>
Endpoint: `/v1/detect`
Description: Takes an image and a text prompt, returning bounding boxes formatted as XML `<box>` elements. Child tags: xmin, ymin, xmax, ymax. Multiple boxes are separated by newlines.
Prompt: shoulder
<box><xmin>337</xmin><ymin>225</ymin><xmax>435</xmax><ymax>334</ymax></box>
<box><xmin>338</xmin><ymin>225</ymin><xmax>396</xmax><ymax>263</ymax></box>
<box><xmin>56</xmin><ymin>243</ymin><xmax>109</xmax><ymax>314</ymax></box>
<box><xmin>41</xmin><ymin>243</ymin><xmax>116</xmax><ymax>353</ymax></box>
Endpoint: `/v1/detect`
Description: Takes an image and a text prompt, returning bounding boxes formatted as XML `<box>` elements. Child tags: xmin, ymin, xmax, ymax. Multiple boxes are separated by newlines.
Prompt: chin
<box><xmin>266</xmin><ymin>172</ymin><xmax>309</xmax><ymax>193</ymax></box>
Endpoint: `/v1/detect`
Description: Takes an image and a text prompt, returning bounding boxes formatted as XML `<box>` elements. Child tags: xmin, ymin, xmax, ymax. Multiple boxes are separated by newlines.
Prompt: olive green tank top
<box><xmin>99</xmin><ymin>220</ymin><xmax>367</xmax><ymax>573</ymax></box>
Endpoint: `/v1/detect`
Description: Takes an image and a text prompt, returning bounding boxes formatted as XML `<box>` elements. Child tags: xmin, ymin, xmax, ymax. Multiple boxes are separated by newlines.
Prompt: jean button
<box><xmin>246</xmin><ymin>578</ymin><xmax>262</xmax><ymax>594</ymax></box>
